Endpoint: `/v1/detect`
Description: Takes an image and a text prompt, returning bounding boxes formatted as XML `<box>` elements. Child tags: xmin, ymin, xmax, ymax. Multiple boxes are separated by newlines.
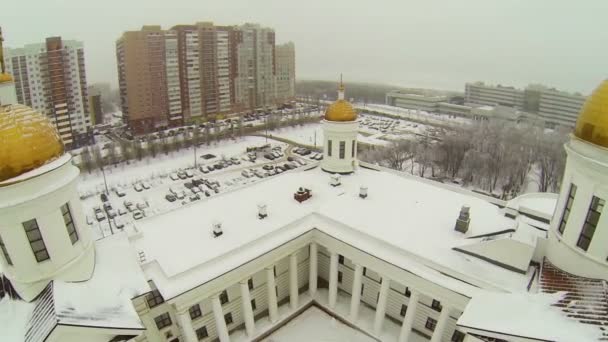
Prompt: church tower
<box><xmin>546</xmin><ymin>80</ymin><xmax>608</xmax><ymax>279</ymax></box>
<box><xmin>321</xmin><ymin>76</ymin><xmax>359</xmax><ymax>174</ymax></box>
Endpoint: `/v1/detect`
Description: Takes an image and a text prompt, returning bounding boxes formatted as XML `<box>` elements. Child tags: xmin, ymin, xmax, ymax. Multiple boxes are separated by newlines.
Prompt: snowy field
<box><xmin>261</xmin><ymin>306</ymin><xmax>376</xmax><ymax>342</ymax></box>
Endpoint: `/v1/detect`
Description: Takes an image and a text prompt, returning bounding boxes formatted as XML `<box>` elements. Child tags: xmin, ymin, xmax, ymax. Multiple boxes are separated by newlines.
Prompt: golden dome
<box><xmin>0</xmin><ymin>73</ymin><xmax>13</xmax><ymax>83</ymax></box>
<box><xmin>574</xmin><ymin>80</ymin><xmax>608</xmax><ymax>148</ymax></box>
<box><xmin>325</xmin><ymin>100</ymin><xmax>358</xmax><ymax>122</ymax></box>
<box><xmin>0</xmin><ymin>104</ymin><xmax>64</xmax><ymax>183</ymax></box>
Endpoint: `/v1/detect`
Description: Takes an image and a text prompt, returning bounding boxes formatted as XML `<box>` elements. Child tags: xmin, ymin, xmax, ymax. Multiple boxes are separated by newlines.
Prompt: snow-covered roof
<box><xmin>53</xmin><ymin>232</ymin><xmax>149</xmax><ymax>330</ymax></box>
<box><xmin>457</xmin><ymin>290</ymin><xmax>601</xmax><ymax>341</ymax></box>
<box><xmin>131</xmin><ymin>164</ymin><xmax>531</xmax><ymax>300</ymax></box>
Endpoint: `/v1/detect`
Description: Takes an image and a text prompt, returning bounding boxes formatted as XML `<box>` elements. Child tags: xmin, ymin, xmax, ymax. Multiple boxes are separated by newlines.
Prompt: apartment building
<box><xmin>275</xmin><ymin>42</ymin><xmax>296</xmax><ymax>103</ymax></box>
<box><xmin>464</xmin><ymin>82</ymin><xmax>524</xmax><ymax>108</ymax></box>
<box><xmin>116</xmin><ymin>26</ymin><xmax>180</xmax><ymax>134</ymax></box>
<box><xmin>385</xmin><ymin>91</ymin><xmax>447</xmax><ymax>113</ymax></box>
<box><xmin>3</xmin><ymin>37</ymin><xmax>90</xmax><ymax>148</ymax></box>
<box><xmin>118</xmin><ymin>23</ymin><xmax>285</xmax><ymax>134</ymax></box>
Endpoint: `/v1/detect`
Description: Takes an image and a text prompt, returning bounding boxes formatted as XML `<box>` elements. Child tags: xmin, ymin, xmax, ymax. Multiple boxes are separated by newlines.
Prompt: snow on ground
<box><xmin>356</xmin><ymin>103</ymin><xmax>471</xmax><ymax>126</ymax></box>
<box><xmin>0</xmin><ymin>296</ymin><xmax>35</xmax><ymax>342</ymax></box>
<box><xmin>270</xmin><ymin>124</ymin><xmax>323</xmax><ymax>147</ymax></box>
<box><xmin>261</xmin><ymin>306</ymin><xmax>376</xmax><ymax>342</ymax></box>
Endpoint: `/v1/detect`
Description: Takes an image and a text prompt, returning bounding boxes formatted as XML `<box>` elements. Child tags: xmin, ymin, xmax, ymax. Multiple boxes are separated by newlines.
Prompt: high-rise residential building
<box><xmin>117</xmin><ymin>22</ymin><xmax>286</xmax><ymax>135</ymax></box>
<box><xmin>88</xmin><ymin>93</ymin><xmax>103</xmax><ymax>125</ymax></box>
<box><xmin>235</xmin><ymin>23</ymin><xmax>276</xmax><ymax>110</ymax></box>
<box><xmin>116</xmin><ymin>26</ymin><xmax>180</xmax><ymax>134</ymax></box>
<box><xmin>3</xmin><ymin>37</ymin><xmax>90</xmax><ymax>148</ymax></box>
<box><xmin>275</xmin><ymin>42</ymin><xmax>296</xmax><ymax>103</ymax></box>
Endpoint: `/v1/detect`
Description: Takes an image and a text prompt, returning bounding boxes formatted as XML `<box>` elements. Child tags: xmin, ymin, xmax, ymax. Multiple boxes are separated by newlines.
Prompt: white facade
<box><xmin>236</xmin><ymin>24</ymin><xmax>276</xmax><ymax>109</ymax></box>
<box><xmin>0</xmin><ymin>155</ymin><xmax>95</xmax><ymax>301</ymax></box>
<box><xmin>386</xmin><ymin>91</ymin><xmax>447</xmax><ymax>113</ymax></box>
<box><xmin>546</xmin><ymin>136</ymin><xmax>608</xmax><ymax>279</ymax></box>
<box><xmin>465</xmin><ymin>82</ymin><xmax>524</xmax><ymax>109</ymax></box>
<box><xmin>185</xmin><ymin>31</ymin><xmax>202</xmax><ymax>118</ymax></box>
<box><xmin>216</xmin><ymin>30</ymin><xmax>232</xmax><ymax>113</ymax></box>
<box><xmin>321</xmin><ymin>120</ymin><xmax>359</xmax><ymax>174</ymax></box>
<box><xmin>275</xmin><ymin>42</ymin><xmax>296</xmax><ymax>103</ymax></box>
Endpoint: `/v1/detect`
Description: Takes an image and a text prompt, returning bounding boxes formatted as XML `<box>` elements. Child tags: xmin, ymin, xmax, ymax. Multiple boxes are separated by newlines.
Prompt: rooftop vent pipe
<box><xmin>258</xmin><ymin>204</ymin><xmax>267</xmax><ymax>219</ymax></box>
<box><xmin>330</xmin><ymin>174</ymin><xmax>341</xmax><ymax>187</ymax></box>
<box><xmin>454</xmin><ymin>205</ymin><xmax>470</xmax><ymax>233</ymax></box>
<box><xmin>359</xmin><ymin>186</ymin><xmax>368</xmax><ymax>199</ymax></box>
<box><xmin>213</xmin><ymin>221</ymin><xmax>223</xmax><ymax>237</ymax></box>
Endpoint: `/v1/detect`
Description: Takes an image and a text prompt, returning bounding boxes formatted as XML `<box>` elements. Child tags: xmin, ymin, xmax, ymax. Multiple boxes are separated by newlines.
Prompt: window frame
<box><xmin>196</xmin><ymin>326</ymin><xmax>208</xmax><ymax>340</ymax></box>
<box><xmin>0</xmin><ymin>234</ymin><xmax>12</xmax><ymax>266</ymax></box>
<box><xmin>400</xmin><ymin>304</ymin><xmax>407</xmax><ymax>317</ymax></box>
<box><xmin>146</xmin><ymin>288</ymin><xmax>165</xmax><ymax>309</ymax></box>
<box><xmin>220</xmin><ymin>290</ymin><xmax>229</xmax><ymax>305</ymax></box>
<box><xmin>338</xmin><ymin>271</ymin><xmax>343</xmax><ymax>283</ymax></box>
<box><xmin>327</xmin><ymin>139</ymin><xmax>332</xmax><ymax>157</ymax></box>
<box><xmin>425</xmin><ymin>317</ymin><xmax>437</xmax><ymax>331</ymax></box>
<box><xmin>431</xmin><ymin>299</ymin><xmax>443</xmax><ymax>312</ymax></box>
<box><xmin>351</xmin><ymin>140</ymin><xmax>355</xmax><ymax>157</ymax></box>
<box><xmin>61</xmin><ymin>203</ymin><xmax>79</xmax><ymax>245</ymax></box>
<box><xmin>405</xmin><ymin>287</ymin><xmax>411</xmax><ymax>298</ymax></box>
<box><xmin>248</xmin><ymin>278</ymin><xmax>254</xmax><ymax>291</ymax></box>
<box><xmin>154</xmin><ymin>312</ymin><xmax>172</xmax><ymax>330</ymax></box>
<box><xmin>251</xmin><ymin>299</ymin><xmax>257</xmax><ymax>311</ymax></box>
<box><xmin>338</xmin><ymin>255</ymin><xmax>344</xmax><ymax>264</ymax></box>
<box><xmin>339</xmin><ymin>141</ymin><xmax>345</xmax><ymax>159</ymax></box>
<box><xmin>576</xmin><ymin>196</ymin><xmax>604</xmax><ymax>251</ymax></box>
<box><xmin>189</xmin><ymin>304</ymin><xmax>202</xmax><ymax>320</ymax></box>
<box><xmin>451</xmin><ymin>330</ymin><xmax>466</xmax><ymax>342</ymax></box>
<box><xmin>224</xmin><ymin>312</ymin><xmax>233</xmax><ymax>325</ymax></box>
<box><xmin>558</xmin><ymin>184</ymin><xmax>577</xmax><ymax>235</ymax></box>
<box><xmin>23</xmin><ymin>219</ymin><xmax>50</xmax><ymax>262</ymax></box>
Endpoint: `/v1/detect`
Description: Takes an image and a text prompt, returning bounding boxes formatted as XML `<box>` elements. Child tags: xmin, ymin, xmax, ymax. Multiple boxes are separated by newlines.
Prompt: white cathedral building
<box><xmin>1</xmin><ymin>59</ymin><xmax>608</xmax><ymax>342</ymax></box>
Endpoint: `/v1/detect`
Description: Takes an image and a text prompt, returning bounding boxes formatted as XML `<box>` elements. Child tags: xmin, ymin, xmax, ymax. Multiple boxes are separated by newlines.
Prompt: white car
<box><xmin>241</xmin><ymin>170</ymin><xmax>252</xmax><ymax>178</ymax></box>
<box><xmin>142</xmin><ymin>181</ymin><xmax>151</xmax><ymax>190</ymax></box>
<box><xmin>170</xmin><ymin>173</ymin><xmax>179</xmax><ymax>181</ymax></box>
<box><xmin>95</xmin><ymin>211</ymin><xmax>106</xmax><ymax>221</ymax></box>
<box><xmin>192</xmin><ymin>187</ymin><xmax>201</xmax><ymax>194</ymax></box>
<box><xmin>114</xmin><ymin>188</ymin><xmax>126</xmax><ymax>197</ymax></box>
<box><xmin>114</xmin><ymin>217</ymin><xmax>125</xmax><ymax>229</ymax></box>
<box><xmin>185</xmin><ymin>170</ymin><xmax>194</xmax><ymax>178</ymax></box>
<box><xmin>133</xmin><ymin>183</ymin><xmax>143</xmax><ymax>192</ymax></box>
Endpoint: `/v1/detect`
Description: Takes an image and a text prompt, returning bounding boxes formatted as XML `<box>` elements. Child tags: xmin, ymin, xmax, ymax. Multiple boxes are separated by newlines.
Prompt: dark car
<box><xmin>264</xmin><ymin>153</ymin><xmax>275</xmax><ymax>160</ymax></box>
<box><xmin>287</xmin><ymin>156</ymin><xmax>295</xmax><ymax>162</ymax></box>
<box><xmin>100</xmin><ymin>193</ymin><xmax>109</xmax><ymax>202</ymax></box>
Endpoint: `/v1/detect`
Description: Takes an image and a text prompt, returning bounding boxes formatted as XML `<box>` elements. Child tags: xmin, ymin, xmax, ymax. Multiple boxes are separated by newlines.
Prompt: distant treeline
<box><xmin>296</xmin><ymin>80</ymin><xmax>462</xmax><ymax>105</ymax></box>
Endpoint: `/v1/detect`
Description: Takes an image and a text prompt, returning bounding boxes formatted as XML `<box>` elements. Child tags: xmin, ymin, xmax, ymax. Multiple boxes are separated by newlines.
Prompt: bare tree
<box><xmin>80</xmin><ymin>146</ymin><xmax>94</xmax><ymax>173</ymax></box>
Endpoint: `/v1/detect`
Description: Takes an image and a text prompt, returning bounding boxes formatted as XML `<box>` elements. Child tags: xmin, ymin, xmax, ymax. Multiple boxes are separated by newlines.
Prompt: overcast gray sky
<box><xmin>2</xmin><ymin>0</ymin><xmax>607</xmax><ymax>94</ymax></box>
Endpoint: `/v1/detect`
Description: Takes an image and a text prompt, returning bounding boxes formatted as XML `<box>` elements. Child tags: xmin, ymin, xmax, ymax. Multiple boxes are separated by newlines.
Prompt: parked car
<box><xmin>95</xmin><ymin>211</ymin><xmax>106</xmax><ymax>221</ymax></box>
<box><xmin>118</xmin><ymin>208</ymin><xmax>127</xmax><ymax>216</ymax></box>
<box><xmin>263</xmin><ymin>165</ymin><xmax>274</xmax><ymax>171</ymax></box>
<box><xmin>136</xmin><ymin>202</ymin><xmax>148</xmax><ymax>210</ymax></box>
<box><xmin>134</xmin><ymin>183</ymin><xmax>143</xmax><ymax>192</ymax></box>
<box><xmin>170</xmin><ymin>173</ymin><xmax>179</xmax><ymax>181</ymax></box>
<box><xmin>107</xmin><ymin>208</ymin><xmax>117</xmax><ymax>219</ymax></box>
<box><xmin>263</xmin><ymin>153</ymin><xmax>275</xmax><ymax>160</ymax></box>
<box><xmin>165</xmin><ymin>194</ymin><xmax>177</xmax><ymax>202</ymax></box>
<box><xmin>241</xmin><ymin>170</ymin><xmax>252</xmax><ymax>178</ymax></box>
<box><xmin>176</xmin><ymin>191</ymin><xmax>186</xmax><ymax>200</ymax></box>
<box><xmin>100</xmin><ymin>193</ymin><xmax>109</xmax><ymax>202</ymax></box>
<box><xmin>142</xmin><ymin>181</ymin><xmax>151</xmax><ymax>190</ymax></box>
<box><xmin>177</xmin><ymin>171</ymin><xmax>188</xmax><ymax>179</ymax></box>
<box><xmin>114</xmin><ymin>188</ymin><xmax>126</xmax><ymax>197</ymax></box>
<box><xmin>200</xmin><ymin>166</ymin><xmax>209</xmax><ymax>174</ymax></box>
<box><xmin>114</xmin><ymin>217</ymin><xmax>125</xmax><ymax>229</ymax></box>
<box><xmin>133</xmin><ymin>211</ymin><xmax>144</xmax><ymax>220</ymax></box>
<box><xmin>185</xmin><ymin>170</ymin><xmax>194</xmax><ymax>178</ymax></box>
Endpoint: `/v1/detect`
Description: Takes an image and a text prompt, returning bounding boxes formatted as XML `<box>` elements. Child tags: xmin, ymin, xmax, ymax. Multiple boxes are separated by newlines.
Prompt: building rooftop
<box><xmin>130</xmin><ymin>164</ymin><xmax>531</xmax><ymax>300</ymax></box>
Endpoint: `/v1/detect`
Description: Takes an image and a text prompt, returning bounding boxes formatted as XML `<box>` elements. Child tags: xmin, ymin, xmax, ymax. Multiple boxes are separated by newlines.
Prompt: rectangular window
<box><xmin>154</xmin><ymin>312</ymin><xmax>172</xmax><ymax>330</ymax></box>
<box><xmin>339</xmin><ymin>141</ymin><xmax>345</xmax><ymax>159</ymax></box>
<box><xmin>61</xmin><ymin>203</ymin><xmax>79</xmax><ymax>244</ymax></box>
<box><xmin>451</xmin><ymin>330</ymin><xmax>466</xmax><ymax>342</ymax></box>
<box><xmin>400</xmin><ymin>304</ymin><xmax>407</xmax><ymax>317</ymax></box>
<box><xmin>405</xmin><ymin>287</ymin><xmax>411</xmax><ymax>298</ymax></box>
<box><xmin>361</xmin><ymin>284</ymin><xmax>365</xmax><ymax>296</ymax></box>
<box><xmin>351</xmin><ymin>140</ymin><xmax>355</xmax><ymax>157</ymax></box>
<box><xmin>431</xmin><ymin>299</ymin><xmax>442</xmax><ymax>312</ymax></box>
<box><xmin>558</xmin><ymin>185</ymin><xmax>577</xmax><ymax>234</ymax></box>
<box><xmin>327</xmin><ymin>140</ymin><xmax>332</xmax><ymax>157</ymax></box>
<box><xmin>248</xmin><ymin>278</ymin><xmax>254</xmax><ymax>290</ymax></box>
<box><xmin>577</xmin><ymin>196</ymin><xmax>604</xmax><ymax>251</ymax></box>
<box><xmin>196</xmin><ymin>326</ymin><xmax>208</xmax><ymax>340</ymax></box>
<box><xmin>220</xmin><ymin>290</ymin><xmax>229</xmax><ymax>305</ymax></box>
<box><xmin>251</xmin><ymin>299</ymin><xmax>257</xmax><ymax>311</ymax></box>
<box><xmin>338</xmin><ymin>271</ymin><xmax>343</xmax><ymax>284</ymax></box>
<box><xmin>0</xmin><ymin>234</ymin><xmax>12</xmax><ymax>266</ymax></box>
<box><xmin>338</xmin><ymin>255</ymin><xmax>344</xmax><ymax>264</ymax></box>
<box><xmin>425</xmin><ymin>317</ymin><xmax>437</xmax><ymax>331</ymax></box>
<box><xmin>23</xmin><ymin>219</ymin><xmax>49</xmax><ymax>262</ymax></box>
<box><xmin>189</xmin><ymin>304</ymin><xmax>202</xmax><ymax>320</ymax></box>
<box><xmin>146</xmin><ymin>289</ymin><xmax>165</xmax><ymax>309</ymax></box>
<box><xmin>224</xmin><ymin>312</ymin><xmax>233</xmax><ymax>325</ymax></box>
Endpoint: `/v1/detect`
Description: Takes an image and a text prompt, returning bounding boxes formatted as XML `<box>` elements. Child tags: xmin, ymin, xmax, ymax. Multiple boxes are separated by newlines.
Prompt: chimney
<box><xmin>330</xmin><ymin>174</ymin><xmax>341</xmax><ymax>187</ymax></box>
<box><xmin>213</xmin><ymin>221</ymin><xmax>223</xmax><ymax>237</ymax></box>
<box><xmin>258</xmin><ymin>204</ymin><xmax>267</xmax><ymax>219</ymax></box>
<box><xmin>359</xmin><ymin>186</ymin><xmax>368</xmax><ymax>199</ymax></box>
<box><xmin>454</xmin><ymin>205</ymin><xmax>470</xmax><ymax>233</ymax></box>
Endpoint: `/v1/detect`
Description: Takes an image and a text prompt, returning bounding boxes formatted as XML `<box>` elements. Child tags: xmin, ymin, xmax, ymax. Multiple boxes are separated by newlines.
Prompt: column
<box><xmin>430</xmin><ymin>305</ymin><xmax>451</xmax><ymax>342</ymax></box>
<box><xmin>309</xmin><ymin>243</ymin><xmax>318</xmax><ymax>297</ymax></box>
<box><xmin>398</xmin><ymin>289</ymin><xmax>420</xmax><ymax>342</ymax></box>
<box><xmin>211</xmin><ymin>294</ymin><xmax>230</xmax><ymax>342</ymax></box>
<box><xmin>349</xmin><ymin>264</ymin><xmax>364</xmax><ymax>321</ymax></box>
<box><xmin>239</xmin><ymin>280</ymin><xmax>255</xmax><ymax>337</ymax></box>
<box><xmin>373</xmin><ymin>276</ymin><xmax>391</xmax><ymax>335</ymax></box>
<box><xmin>328</xmin><ymin>252</ymin><xmax>339</xmax><ymax>308</ymax></box>
<box><xmin>266</xmin><ymin>266</ymin><xmax>279</xmax><ymax>322</ymax></box>
<box><xmin>176</xmin><ymin>309</ymin><xmax>197</xmax><ymax>342</ymax></box>
<box><xmin>289</xmin><ymin>253</ymin><xmax>299</xmax><ymax>309</ymax></box>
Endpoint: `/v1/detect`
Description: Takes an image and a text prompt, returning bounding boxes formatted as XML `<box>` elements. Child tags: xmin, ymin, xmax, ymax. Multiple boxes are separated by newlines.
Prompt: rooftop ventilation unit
<box><xmin>330</xmin><ymin>174</ymin><xmax>341</xmax><ymax>187</ymax></box>
<box><xmin>258</xmin><ymin>204</ymin><xmax>267</xmax><ymax>219</ymax></box>
<box><xmin>359</xmin><ymin>186</ymin><xmax>368</xmax><ymax>199</ymax></box>
<box><xmin>455</xmin><ymin>205</ymin><xmax>471</xmax><ymax>233</ymax></box>
<box><xmin>213</xmin><ymin>221</ymin><xmax>223</xmax><ymax>237</ymax></box>
<box><xmin>294</xmin><ymin>187</ymin><xmax>312</xmax><ymax>203</ymax></box>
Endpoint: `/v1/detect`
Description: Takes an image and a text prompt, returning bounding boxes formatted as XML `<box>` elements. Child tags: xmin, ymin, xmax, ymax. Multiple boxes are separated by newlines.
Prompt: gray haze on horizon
<box><xmin>2</xmin><ymin>0</ymin><xmax>607</xmax><ymax>94</ymax></box>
